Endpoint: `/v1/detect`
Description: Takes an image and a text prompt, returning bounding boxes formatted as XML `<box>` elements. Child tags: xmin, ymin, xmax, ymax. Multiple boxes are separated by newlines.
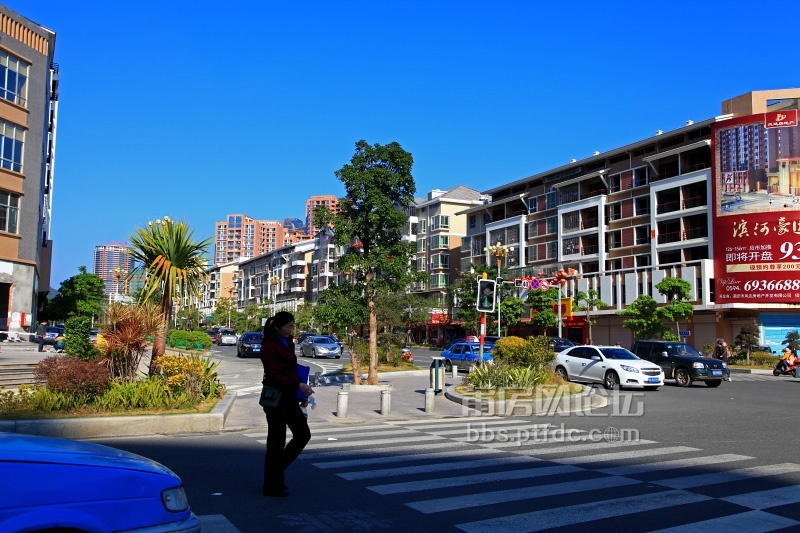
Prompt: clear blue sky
<box><xmin>7</xmin><ymin>0</ymin><xmax>800</xmax><ymax>286</ymax></box>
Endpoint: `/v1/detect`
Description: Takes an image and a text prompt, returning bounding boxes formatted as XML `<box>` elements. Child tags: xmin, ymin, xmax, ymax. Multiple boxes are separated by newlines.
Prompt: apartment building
<box><xmin>405</xmin><ymin>186</ymin><xmax>486</xmax><ymax>344</ymax></box>
<box><xmin>0</xmin><ymin>6</ymin><xmax>58</xmax><ymax>334</ymax></box>
<box><xmin>213</xmin><ymin>214</ymin><xmax>287</xmax><ymax>265</ymax></box>
<box><xmin>461</xmin><ymin>89</ymin><xmax>800</xmax><ymax>349</ymax></box>
<box><xmin>305</xmin><ymin>195</ymin><xmax>339</xmax><ymax>236</ymax></box>
<box><xmin>198</xmin><ymin>260</ymin><xmax>239</xmax><ymax>324</ymax></box>
<box><xmin>93</xmin><ymin>243</ymin><xmax>135</xmax><ymax>296</ymax></box>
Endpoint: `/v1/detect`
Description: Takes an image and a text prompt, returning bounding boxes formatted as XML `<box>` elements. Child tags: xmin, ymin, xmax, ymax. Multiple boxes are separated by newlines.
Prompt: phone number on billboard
<box><xmin>743</xmin><ymin>279</ymin><xmax>800</xmax><ymax>291</ymax></box>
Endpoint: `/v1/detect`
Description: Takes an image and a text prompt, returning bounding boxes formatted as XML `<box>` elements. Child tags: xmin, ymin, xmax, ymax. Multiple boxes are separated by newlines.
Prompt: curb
<box><xmin>0</xmin><ymin>391</ymin><xmax>238</xmax><ymax>439</ymax></box>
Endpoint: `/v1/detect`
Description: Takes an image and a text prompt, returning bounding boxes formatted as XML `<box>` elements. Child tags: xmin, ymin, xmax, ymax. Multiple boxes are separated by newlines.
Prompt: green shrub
<box><xmin>731</xmin><ymin>352</ymin><xmax>776</xmax><ymax>366</ymax></box>
<box><xmin>167</xmin><ymin>329</ymin><xmax>212</xmax><ymax>349</ymax></box>
<box><xmin>378</xmin><ymin>344</ymin><xmax>403</xmax><ymax>366</ymax></box>
<box><xmin>64</xmin><ymin>316</ymin><xmax>97</xmax><ymax>361</ymax></box>
<box><xmin>463</xmin><ymin>363</ymin><xmax>550</xmax><ymax>389</ymax></box>
<box><xmin>493</xmin><ymin>336</ymin><xmax>555</xmax><ymax>369</ymax></box>
<box><xmin>35</xmin><ymin>355</ymin><xmax>110</xmax><ymax>396</ymax></box>
<box><xmin>377</xmin><ymin>332</ymin><xmax>405</xmax><ymax>347</ymax></box>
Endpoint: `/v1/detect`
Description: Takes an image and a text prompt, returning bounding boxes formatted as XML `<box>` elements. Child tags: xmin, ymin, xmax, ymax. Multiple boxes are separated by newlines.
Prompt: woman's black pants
<box><xmin>264</xmin><ymin>394</ymin><xmax>311</xmax><ymax>492</ymax></box>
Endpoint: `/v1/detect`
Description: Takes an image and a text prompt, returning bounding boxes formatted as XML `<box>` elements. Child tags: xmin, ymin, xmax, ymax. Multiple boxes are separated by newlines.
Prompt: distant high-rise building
<box><xmin>283</xmin><ymin>217</ymin><xmax>306</xmax><ymax>233</ymax></box>
<box><xmin>305</xmin><ymin>195</ymin><xmax>339</xmax><ymax>235</ymax></box>
<box><xmin>94</xmin><ymin>244</ymin><xmax>134</xmax><ymax>296</ymax></box>
<box><xmin>0</xmin><ymin>6</ymin><xmax>59</xmax><ymax>333</ymax></box>
<box><xmin>214</xmin><ymin>214</ymin><xmax>288</xmax><ymax>265</ymax></box>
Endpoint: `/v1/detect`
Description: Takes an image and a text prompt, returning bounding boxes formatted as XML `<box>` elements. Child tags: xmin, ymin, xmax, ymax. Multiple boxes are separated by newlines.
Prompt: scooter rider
<box><xmin>776</xmin><ymin>347</ymin><xmax>796</xmax><ymax>373</ymax></box>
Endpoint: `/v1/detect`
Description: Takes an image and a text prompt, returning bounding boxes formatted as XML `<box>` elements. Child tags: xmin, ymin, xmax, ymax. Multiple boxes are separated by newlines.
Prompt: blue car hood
<box><xmin>0</xmin><ymin>433</ymin><xmax>174</xmax><ymax>476</ymax></box>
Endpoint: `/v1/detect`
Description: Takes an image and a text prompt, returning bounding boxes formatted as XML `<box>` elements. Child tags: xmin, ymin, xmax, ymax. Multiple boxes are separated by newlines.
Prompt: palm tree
<box><xmin>128</xmin><ymin>216</ymin><xmax>211</xmax><ymax>375</ymax></box>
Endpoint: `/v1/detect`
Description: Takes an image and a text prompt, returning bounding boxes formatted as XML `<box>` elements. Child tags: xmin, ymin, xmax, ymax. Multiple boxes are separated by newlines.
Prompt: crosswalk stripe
<box><xmin>407</xmin><ymin>475</ymin><xmax>639</xmax><ymax>514</ymax></box>
<box><xmin>558</xmin><ymin>445</ymin><xmax>699</xmax><ymax>465</ymax></box>
<box><xmin>722</xmin><ymin>484</ymin><xmax>800</xmax><ymax>509</ymax></box>
<box><xmin>598</xmin><ymin>453</ymin><xmax>753</xmax><ymax>476</ymax></box>
<box><xmin>655</xmin><ymin>462</ymin><xmax>800</xmax><ymax>489</ymax></box>
<box><xmin>455</xmin><ymin>489</ymin><xmax>711</xmax><ymax>532</ymax></box>
<box><xmin>340</xmin><ymin>455</ymin><xmax>543</xmax><ymax>481</ymax></box>
<box><xmin>429</xmin><ymin>425</ymin><xmax>586</xmax><ymax>438</ymax></box>
<box><xmin>308</xmin><ymin>428</ymin><xmax>422</xmax><ymax>440</ymax></box>
<box><xmin>308</xmin><ymin>424</ymin><xmax>393</xmax><ymax>434</ymax></box>
<box><xmin>309</xmin><ymin>446</ymin><xmax>508</xmax><ymax>469</ymax></box>
<box><xmin>510</xmin><ymin>439</ymin><xmax>657</xmax><ymax>454</ymax></box>
<box><xmin>650</xmin><ymin>510</ymin><xmax>799</xmax><ymax>532</ymax></box>
<box><xmin>304</xmin><ymin>434</ymin><xmax>446</xmax><ymax>450</ymax></box>
<box><xmin>301</xmin><ymin>439</ymin><xmax>464</xmax><ymax>459</ymax></box>
<box><xmin>368</xmin><ymin>463</ymin><xmax>583</xmax><ymax>494</ymax></box>
<box><xmin>388</xmin><ymin>417</ymin><xmax>512</xmax><ymax>425</ymax></box>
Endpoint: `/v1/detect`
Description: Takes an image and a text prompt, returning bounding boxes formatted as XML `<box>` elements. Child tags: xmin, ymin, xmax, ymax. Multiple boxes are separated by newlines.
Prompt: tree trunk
<box><xmin>149</xmin><ymin>300</ymin><xmax>171</xmax><ymax>376</ymax></box>
<box><xmin>367</xmin><ymin>295</ymin><xmax>378</xmax><ymax>385</ymax></box>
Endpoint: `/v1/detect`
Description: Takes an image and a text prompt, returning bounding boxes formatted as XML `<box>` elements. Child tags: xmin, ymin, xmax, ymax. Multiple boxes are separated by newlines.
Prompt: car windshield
<box><xmin>313</xmin><ymin>336</ymin><xmax>336</xmax><ymax>344</ymax></box>
<box><xmin>242</xmin><ymin>333</ymin><xmax>262</xmax><ymax>343</ymax></box>
<box><xmin>599</xmin><ymin>348</ymin><xmax>639</xmax><ymax>360</ymax></box>
<box><xmin>220</xmin><ymin>330</ymin><xmax>235</xmax><ymax>336</ymax></box>
<box><xmin>664</xmin><ymin>344</ymin><xmax>702</xmax><ymax>357</ymax></box>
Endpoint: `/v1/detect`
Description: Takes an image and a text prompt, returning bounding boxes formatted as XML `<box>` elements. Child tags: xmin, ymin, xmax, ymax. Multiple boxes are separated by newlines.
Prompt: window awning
<box><xmin>551</xmin><ymin>169</ymin><xmax>608</xmax><ymax>189</ymax></box>
<box><xmin>641</xmin><ymin>140</ymin><xmax>711</xmax><ymax>163</ymax></box>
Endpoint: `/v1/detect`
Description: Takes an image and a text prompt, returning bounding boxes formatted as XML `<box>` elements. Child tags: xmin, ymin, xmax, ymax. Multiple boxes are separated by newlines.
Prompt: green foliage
<box><xmin>573</xmin><ymin>289</ymin><xmax>608</xmax><ymax>344</ymax></box>
<box><xmin>730</xmin><ymin>351</ymin><xmax>775</xmax><ymax>367</ymax></box>
<box><xmin>528</xmin><ymin>287</ymin><xmax>559</xmax><ymax>331</ymax></box>
<box><xmin>492</xmin><ymin>336</ymin><xmax>555</xmax><ymax>368</ymax></box>
<box><xmin>98</xmin><ymin>302</ymin><xmax>162</xmax><ymax>381</ymax></box>
<box><xmin>166</xmin><ymin>329</ymin><xmax>212</xmax><ymax>349</ymax></box>
<box><xmin>34</xmin><ymin>355</ymin><xmax>111</xmax><ymax>396</ymax></box>
<box><xmin>43</xmin><ymin>266</ymin><xmax>106</xmax><ymax>322</ymax></box>
<box><xmin>155</xmin><ymin>353</ymin><xmax>224</xmax><ymax>402</ymax></box>
<box><xmin>655</xmin><ymin>277</ymin><xmax>694</xmax><ymax>338</ymax></box>
<box><xmin>314</xmin><ymin>283</ymin><xmax>368</xmax><ymax>334</ymax></box>
<box><xmin>498</xmin><ymin>296</ymin><xmax>525</xmax><ymax>335</ymax></box>
<box><xmin>292</xmin><ymin>303</ymin><xmax>315</xmax><ymax>331</ymax></box>
<box><xmin>463</xmin><ymin>363</ymin><xmax>549</xmax><ymax>389</ymax></box>
<box><xmin>701</xmin><ymin>343</ymin><xmax>716</xmax><ymax>357</ymax></box>
<box><xmin>617</xmin><ymin>295</ymin><xmax>668</xmax><ymax>340</ymax></box>
<box><xmin>452</xmin><ymin>264</ymin><xmax>491</xmax><ymax>334</ymax></box>
<box><xmin>376</xmin><ymin>331</ymin><xmax>405</xmax><ymax>347</ymax></box>
<box><xmin>64</xmin><ymin>316</ymin><xmax>97</xmax><ymax>360</ymax></box>
<box><xmin>314</xmin><ymin>140</ymin><xmax>420</xmax><ymax>385</ymax></box>
<box><xmin>735</xmin><ymin>323</ymin><xmax>760</xmax><ymax>358</ymax></box>
<box><xmin>212</xmin><ymin>297</ymin><xmax>237</xmax><ymax>329</ymax></box>
<box><xmin>783</xmin><ymin>330</ymin><xmax>800</xmax><ymax>352</ymax></box>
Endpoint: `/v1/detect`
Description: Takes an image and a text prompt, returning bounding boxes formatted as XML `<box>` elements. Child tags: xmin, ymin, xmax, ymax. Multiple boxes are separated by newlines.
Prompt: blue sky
<box><xmin>7</xmin><ymin>0</ymin><xmax>800</xmax><ymax>286</ymax></box>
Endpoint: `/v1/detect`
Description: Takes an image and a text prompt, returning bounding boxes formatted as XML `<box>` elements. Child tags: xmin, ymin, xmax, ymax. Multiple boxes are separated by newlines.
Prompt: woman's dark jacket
<box><xmin>260</xmin><ymin>333</ymin><xmax>300</xmax><ymax>393</ymax></box>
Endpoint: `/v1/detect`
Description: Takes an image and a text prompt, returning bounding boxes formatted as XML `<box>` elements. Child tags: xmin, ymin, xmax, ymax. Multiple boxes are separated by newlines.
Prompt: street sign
<box><xmin>679</xmin><ymin>331</ymin><xmax>691</xmax><ymax>337</ymax></box>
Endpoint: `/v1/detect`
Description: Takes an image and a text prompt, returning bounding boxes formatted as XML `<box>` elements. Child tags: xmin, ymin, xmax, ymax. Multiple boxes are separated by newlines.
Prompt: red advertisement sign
<box><xmin>765</xmin><ymin>109</ymin><xmax>798</xmax><ymax>129</ymax></box>
<box><xmin>712</xmin><ymin>113</ymin><xmax>800</xmax><ymax>303</ymax></box>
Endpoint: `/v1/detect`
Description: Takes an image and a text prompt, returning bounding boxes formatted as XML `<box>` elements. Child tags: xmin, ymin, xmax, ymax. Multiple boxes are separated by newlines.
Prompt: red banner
<box><xmin>712</xmin><ymin>113</ymin><xmax>800</xmax><ymax>303</ymax></box>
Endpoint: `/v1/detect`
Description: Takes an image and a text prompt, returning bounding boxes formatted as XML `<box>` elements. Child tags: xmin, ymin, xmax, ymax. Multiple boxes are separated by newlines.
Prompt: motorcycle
<box><xmin>773</xmin><ymin>359</ymin><xmax>798</xmax><ymax>377</ymax></box>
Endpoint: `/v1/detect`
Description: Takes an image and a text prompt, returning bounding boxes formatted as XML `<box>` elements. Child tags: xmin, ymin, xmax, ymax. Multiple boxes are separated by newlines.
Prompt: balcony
<box><xmin>291</xmin><ymin>259</ymin><xmax>306</xmax><ymax>267</ymax></box>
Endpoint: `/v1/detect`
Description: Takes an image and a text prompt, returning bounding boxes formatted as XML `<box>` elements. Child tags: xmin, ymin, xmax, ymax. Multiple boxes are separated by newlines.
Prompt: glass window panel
<box><xmin>12</xmin><ymin>139</ymin><xmax>21</xmax><ymax>171</ymax></box>
<box><xmin>0</xmin><ymin>206</ymin><xmax>7</xmax><ymax>232</ymax></box>
<box><xmin>7</xmin><ymin>206</ymin><xmax>16</xmax><ymax>233</ymax></box>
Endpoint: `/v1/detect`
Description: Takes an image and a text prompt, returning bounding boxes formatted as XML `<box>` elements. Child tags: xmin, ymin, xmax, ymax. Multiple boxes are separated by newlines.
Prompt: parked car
<box><xmin>442</xmin><ymin>338</ymin><xmax>466</xmax><ymax>351</ymax></box>
<box><xmin>296</xmin><ymin>332</ymin><xmax>316</xmax><ymax>344</ymax></box>
<box><xmin>630</xmin><ymin>340</ymin><xmax>729</xmax><ymax>387</ymax></box>
<box><xmin>206</xmin><ymin>330</ymin><xmax>219</xmax><ymax>343</ymax></box>
<box><xmin>299</xmin><ymin>335</ymin><xmax>342</xmax><ymax>358</ymax></box>
<box><xmin>0</xmin><ymin>432</ymin><xmax>200</xmax><ymax>533</ymax></box>
<box><xmin>217</xmin><ymin>328</ymin><xmax>237</xmax><ymax>346</ymax></box>
<box><xmin>237</xmin><ymin>331</ymin><xmax>264</xmax><ymax>358</ymax></box>
<box><xmin>549</xmin><ymin>337</ymin><xmax>576</xmax><ymax>351</ymax></box>
<box><xmin>441</xmin><ymin>341</ymin><xmax>496</xmax><ymax>372</ymax></box>
<box><xmin>554</xmin><ymin>345</ymin><xmax>664</xmax><ymax>390</ymax></box>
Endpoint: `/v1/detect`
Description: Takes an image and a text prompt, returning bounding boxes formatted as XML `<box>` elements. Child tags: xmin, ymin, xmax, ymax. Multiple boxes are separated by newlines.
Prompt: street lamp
<box><xmin>484</xmin><ymin>241</ymin><xmax>515</xmax><ymax>336</ymax></box>
<box><xmin>227</xmin><ymin>286</ymin><xmax>234</xmax><ymax>328</ymax></box>
<box><xmin>111</xmin><ymin>267</ymin><xmax>123</xmax><ymax>303</ymax></box>
<box><xmin>267</xmin><ymin>275</ymin><xmax>281</xmax><ymax>316</ymax></box>
<box><xmin>553</xmin><ymin>268</ymin><xmax>577</xmax><ymax>338</ymax></box>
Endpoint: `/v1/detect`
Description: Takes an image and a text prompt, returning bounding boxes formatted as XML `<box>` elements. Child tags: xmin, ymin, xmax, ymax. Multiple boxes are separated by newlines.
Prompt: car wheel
<box><xmin>644</xmin><ymin>386</ymin><xmax>659</xmax><ymax>391</ymax></box>
<box><xmin>444</xmin><ymin>360</ymin><xmax>453</xmax><ymax>372</ymax></box>
<box><xmin>604</xmin><ymin>370</ymin><xmax>620</xmax><ymax>390</ymax></box>
<box><xmin>674</xmin><ymin>368</ymin><xmax>692</xmax><ymax>387</ymax></box>
<box><xmin>705</xmin><ymin>379</ymin><xmax>722</xmax><ymax>387</ymax></box>
<box><xmin>555</xmin><ymin>366</ymin><xmax>569</xmax><ymax>381</ymax></box>
<box><xmin>311</xmin><ymin>349</ymin><xmax>317</xmax><ymax>359</ymax></box>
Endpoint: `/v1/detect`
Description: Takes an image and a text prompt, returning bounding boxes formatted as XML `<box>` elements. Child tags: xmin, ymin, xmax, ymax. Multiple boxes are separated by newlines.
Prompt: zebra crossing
<box><xmin>243</xmin><ymin>417</ymin><xmax>800</xmax><ymax>531</ymax></box>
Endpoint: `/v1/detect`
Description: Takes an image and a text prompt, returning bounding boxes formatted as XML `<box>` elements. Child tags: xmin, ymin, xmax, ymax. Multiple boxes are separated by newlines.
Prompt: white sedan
<box><xmin>554</xmin><ymin>345</ymin><xmax>664</xmax><ymax>390</ymax></box>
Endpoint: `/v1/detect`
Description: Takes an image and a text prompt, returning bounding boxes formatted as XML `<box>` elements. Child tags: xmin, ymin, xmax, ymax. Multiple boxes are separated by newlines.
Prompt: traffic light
<box><xmin>476</xmin><ymin>279</ymin><xmax>496</xmax><ymax>313</ymax></box>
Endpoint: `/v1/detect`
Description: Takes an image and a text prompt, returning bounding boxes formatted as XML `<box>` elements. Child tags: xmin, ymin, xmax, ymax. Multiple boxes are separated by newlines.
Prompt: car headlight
<box><xmin>162</xmin><ymin>486</ymin><xmax>189</xmax><ymax>512</ymax></box>
<box><xmin>692</xmin><ymin>362</ymin><xmax>705</xmax><ymax>369</ymax></box>
<box><xmin>721</xmin><ymin>362</ymin><xmax>727</xmax><ymax>368</ymax></box>
<box><xmin>620</xmin><ymin>365</ymin><xmax>640</xmax><ymax>373</ymax></box>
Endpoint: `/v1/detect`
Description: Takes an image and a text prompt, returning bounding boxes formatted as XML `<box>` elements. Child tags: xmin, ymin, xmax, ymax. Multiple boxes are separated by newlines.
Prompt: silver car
<box><xmin>299</xmin><ymin>336</ymin><xmax>342</xmax><ymax>359</ymax></box>
<box><xmin>217</xmin><ymin>329</ymin><xmax>237</xmax><ymax>346</ymax></box>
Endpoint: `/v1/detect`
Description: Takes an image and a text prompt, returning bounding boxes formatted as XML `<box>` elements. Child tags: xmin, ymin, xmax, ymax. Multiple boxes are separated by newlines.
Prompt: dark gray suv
<box><xmin>630</xmin><ymin>340</ymin><xmax>729</xmax><ymax>387</ymax></box>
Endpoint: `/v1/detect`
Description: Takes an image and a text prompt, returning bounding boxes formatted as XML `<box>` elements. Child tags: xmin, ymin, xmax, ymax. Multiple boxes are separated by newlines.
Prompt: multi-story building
<box><xmin>405</xmin><ymin>186</ymin><xmax>486</xmax><ymax>344</ymax></box>
<box><xmin>461</xmin><ymin>89</ymin><xmax>800</xmax><ymax>349</ymax></box>
<box><xmin>93</xmin><ymin>243</ymin><xmax>135</xmax><ymax>296</ymax></box>
<box><xmin>213</xmin><ymin>214</ymin><xmax>288</xmax><ymax>265</ymax></box>
<box><xmin>305</xmin><ymin>195</ymin><xmax>339</xmax><ymax>236</ymax></box>
<box><xmin>0</xmin><ymin>6</ymin><xmax>58</xmax><ymax>334</ymax></box>
<box><xmin>198</xmin><ymin>260</ymin><xmax>239</xmax><ymax>325</ymax></box>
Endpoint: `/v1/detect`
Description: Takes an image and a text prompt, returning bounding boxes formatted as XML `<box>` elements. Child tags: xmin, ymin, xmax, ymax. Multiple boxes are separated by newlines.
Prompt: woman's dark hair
<box><xmin>263</xmin><ymin>311</ymin><xmax>294</xmax><ymax>337</ymax></box>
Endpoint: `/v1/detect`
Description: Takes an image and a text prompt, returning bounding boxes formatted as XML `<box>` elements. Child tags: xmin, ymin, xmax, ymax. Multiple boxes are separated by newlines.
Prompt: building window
<box><xmin>430</xmin><ymin>254</ymin><xmax>450</xmax><ymax>269</ymax></box>
<box><xmin>562</xmin><ymin>212</ymin><xmax>580</xmax><ymax>231</ymax></box>
<box><xmin>633</xmin><ymin>166</ymin><xmax>648</xmax><ymax>187</ymax></box>
<box><xmin>606</xmin><ymin>203</ymin><xmax>621</xmax><ymax>222</ymax></box>
<box><xmin>417</xmin><ymin>239</ymin><xmax>426</xmax><ymax>252</ymax></box>
<box><xmin>431</xmin><ymin>235</ymin><xmax>449</xmax><ymax>250</ymax></box>
<box><xmin>0</xmin><ymin>191</ymin><xmax>19</xmax><ymax>233</ymax></box>
<box><xmin>527</xmin><ymin>221</ymin><xmax>538</xmax><ymax>238</ymax></box>
<box><xmin>0</xmin><ymin>51</ymin><xmax>29</xmax><ymax>107</ymax></box>
<box><xmin>563</xmin><ymin>237</ymin><xmax>580</xmax><ymax>255</ymax></box>
<box><xmin>528</xmin><ymin>197</ymin><xmax>537</xmax><ymax>213</ymax></box>
<box><xmin>635</xmin><ymin>196</ymin><xmax>650</xmax><ymax>216</ymax></box>
<box><xmin>635</xmin><ymin>225</ymin><xmax>650</xmax><ymax>245</ymax></box>
<box><xmin>430</xmin><ymin>273</ymin><xmax>450</xmax><ymax>289</ymax></box>
<box><xmin>461</xmin><ymin>236</ymin><xmax>471</xmax><ymax>252</ymax></box>
<box><xmin>483</xmin><ymin>213</ymin><xmax>491</xmax><ymax>225</ymax></box>
<box><xmin>431</xmin><ymin>215</ymin><xmax>450</xmax><ymax>230</ymax></box>
<box><xmin>469</xmin><ymin>215</ymin><xmax>476</xmax><ymax>229</ymax></box>
<box><xmin>416</xmin><ymin>258</ymin><xmax>426</xmax><ymax>271</ymax></box>
<box><xmin>546</xmin><ymin>241</ymin><xmax>557</xmax><ymax>259</ymax></box>
<box><xmin>526</xmin><ymin>244</ymin><xmax>537</xmax><ymax>262</ymax></box>
<box><xmin>0</xmin><ymin>120</ymin><xmax>23</xmax><ymax>173</ymax></box>
<box><xmin>607</xmin><ymin>230</ymin><xmax>622</xmax><ymax>249</ymax></box>
<box><xmin>418</xmin><ymin>219</ymin><xmax>427</xmax><ymax>233</ymax></box>
<box><xmin>546</xmin><ymin>216</ymin><xmax>558</xmax><ymax>235</ymax></box>
<box><xmin>608</xmin><ymin>174</ymin><xmax>621</xmax><ymax>193</ymax></box>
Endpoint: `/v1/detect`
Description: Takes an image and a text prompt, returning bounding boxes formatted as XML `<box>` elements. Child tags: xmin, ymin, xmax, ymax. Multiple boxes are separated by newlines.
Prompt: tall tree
<box><xmin>313</xmin><ymin>283</ymin><xmax>367</xmax><ymax>335</ymax></box>
<box><xmin>573</xmin><ymin>289</ymin><xmax>608</xmax><ymax>344</ymax></box>
<box><xmin>528</xmin><ymin>287</ymin><xmax>559</xmax><ymax>333</ymax></box>
<box><xmin>617</xmin><ymin>295</ymin><xmax>668</xmax><ymax>340</ymax></box>
<box><xmin>128</xmin><ymin>216</ymin><xmax>211</xmax><ymax>374</ymax></box>
<box><xmin>315</xmin><ymin>140</ymin><xmax>419</xmax><ymax>385</ymax></box>
<box><xmin>43</xmin><ymin>266</ymin><xmax>106</xmax><ymax>322</ymax></box>
<box><xmin>734</xmin><ymin>323</ymin><xmax>760</xmax><ymax>363</ymax></box>
<box><xmin>655</xmin><ymin>277</ymin><xmax>694</xmax><ymax>339</ymax></box>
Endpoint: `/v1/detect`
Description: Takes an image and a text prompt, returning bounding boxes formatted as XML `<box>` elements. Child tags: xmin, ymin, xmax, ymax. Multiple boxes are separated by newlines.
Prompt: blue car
<box><xmin>441</xmin><ymin>341</ymin><xmax>495</xmax><ymax>372</ymax></box>
<box><xmin>0</xmin><ymin>432</ymin><xmax>200</xmax><ymax>533</ymax></box>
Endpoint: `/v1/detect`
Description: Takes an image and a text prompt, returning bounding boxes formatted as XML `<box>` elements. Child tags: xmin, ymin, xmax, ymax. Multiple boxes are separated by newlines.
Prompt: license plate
<box><xmin>648</xmin><ymin>377</ymin><xmax>660</xmax><ymax>383</ymax></box>
<box><xmin>253</xmin><ymin>348</ymin><xmax>260</xmax><ymax>352</ymax></box>
<box><xmin>712</xmin><ymin>369</ymin><xmax>722</xmax><ymax>376</ymax></box>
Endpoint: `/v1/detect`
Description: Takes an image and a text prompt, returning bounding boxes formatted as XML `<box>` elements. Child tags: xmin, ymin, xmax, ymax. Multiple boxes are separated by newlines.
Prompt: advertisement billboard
<box><xmin>712</xmin><ymin>112</ymin><xmax>800</xmax><ymax>303</ymax></box>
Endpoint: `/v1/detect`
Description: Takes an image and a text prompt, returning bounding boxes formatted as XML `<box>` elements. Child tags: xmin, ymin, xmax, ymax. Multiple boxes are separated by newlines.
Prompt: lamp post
<box><xmin>111</xmin><ymin>267</ymin><xmax>123</xmax><ymax>303</ymax></box>
<box><xmin>267</xmin><ymin>275</ymin><xmax>281</xmax><ymax>317</ymax></box>
<box><xmin>227</xmin><ymin>286</ymin><xmax>234</xmax><ymax>328</ymax></box>
<box><xmin>553</xmin><ymin>268</ymin><xmax>577</xmax><ymax>338</ymax></box>
<box><xmin>484</xmin><ymin>241</ymin><xmax>515</xmax><ymax>336</ymax></box>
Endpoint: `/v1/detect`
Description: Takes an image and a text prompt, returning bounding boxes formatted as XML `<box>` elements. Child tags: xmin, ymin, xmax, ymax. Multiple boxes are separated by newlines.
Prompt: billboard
<box><xmin>712</xmin><ymin>111</ymin><xmax>800</xmax><ymax>303</ymax></box>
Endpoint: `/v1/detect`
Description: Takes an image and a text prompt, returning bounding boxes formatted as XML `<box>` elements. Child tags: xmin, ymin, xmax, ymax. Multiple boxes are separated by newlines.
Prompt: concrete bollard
<box><xmin>336</xmin><ymin>390</ymin><xmax>349</xmax><ymax>418</ymax></box>
<box><xmin>425</xmin><ymin>388</ymin><xmax>435</xmax><ymax>413</ymax></box>
<box><xmin>452</xmin><ymin>367</ymin><xmax>458</xmax><ymax>379</ymax></box>
<box><xmin>380</xmin><ymin>389</ymin><xmax>392</xmax><ymax>415</ymax></box>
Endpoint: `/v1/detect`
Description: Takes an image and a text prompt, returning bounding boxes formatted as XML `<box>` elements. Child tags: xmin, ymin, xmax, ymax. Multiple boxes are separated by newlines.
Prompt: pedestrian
<box><xmin>36</xmin><ymin>320</ymin><xmax>47</xmax><ymax>352</ymax></box>
<box><xmin>713</xmin><ymin>339</ymin><xmax>732</xmax><ymax>381</ymax></box>
<box><xmin>259</xmin><ymin>311</ymin><xmax>313</xmax><ymax>497</ymax></box>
